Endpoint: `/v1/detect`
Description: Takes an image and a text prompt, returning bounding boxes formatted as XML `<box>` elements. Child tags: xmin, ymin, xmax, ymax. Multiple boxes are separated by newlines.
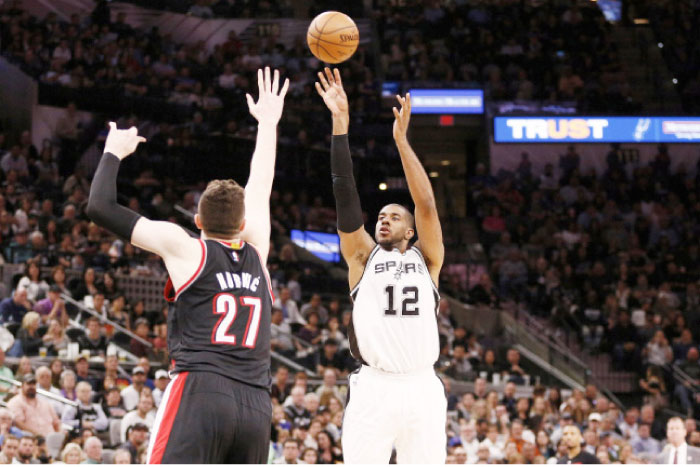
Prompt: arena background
<box><xmin>0</xmin><ymin>0</ymin><xmax>698</xmax><ymax>463</ymax></box>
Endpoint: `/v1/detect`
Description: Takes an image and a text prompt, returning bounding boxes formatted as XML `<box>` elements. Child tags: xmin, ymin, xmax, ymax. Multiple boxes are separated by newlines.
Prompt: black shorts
<box><xmin>147</xmin><ymin>371</ymin><xmax>271</xmax><ymax>464</ymax></box>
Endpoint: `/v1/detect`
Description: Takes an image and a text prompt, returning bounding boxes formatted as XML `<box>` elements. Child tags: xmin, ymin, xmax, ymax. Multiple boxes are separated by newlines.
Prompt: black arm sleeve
<box><xmin>331</xmin><ymin>135</ymin><xmax>364</xmax><ymax>233</ymax></box>
<box><xmin>86</xmin><ymin>153</ymin><xmax>142</xmax><ymax>241</ymax></box>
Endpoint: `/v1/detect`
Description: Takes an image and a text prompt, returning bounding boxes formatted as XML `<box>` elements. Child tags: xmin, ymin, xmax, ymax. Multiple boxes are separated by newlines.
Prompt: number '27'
<box><xmin>212</xmin><ymin>293</ymin><xmax>262</xmax><ymax>348</ymax></box>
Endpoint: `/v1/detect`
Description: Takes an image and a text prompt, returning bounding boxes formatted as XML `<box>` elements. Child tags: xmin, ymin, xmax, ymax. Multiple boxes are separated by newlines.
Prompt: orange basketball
<box><xmin>307</xmin><ymin>11</ymin><xmax>359</xmax><ymax>64</ymax></box>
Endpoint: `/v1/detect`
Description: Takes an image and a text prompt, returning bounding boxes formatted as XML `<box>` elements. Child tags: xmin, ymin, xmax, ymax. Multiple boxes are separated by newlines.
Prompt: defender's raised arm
<box><xmin>240</xmin><ymin>67</ymin><xmax>289</xmax><ymax>264</ymax></box>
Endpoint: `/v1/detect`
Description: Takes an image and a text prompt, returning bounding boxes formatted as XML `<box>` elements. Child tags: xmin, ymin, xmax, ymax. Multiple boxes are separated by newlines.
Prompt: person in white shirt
<box><xmin>35</xmin><ymin>367</ymin><xmax>64</xmax><ymax>417</ymax></box>
<box><xmin>656</xmin><ymin>417</ymin><xmax>700</xmax><ymax>464</ymax></box>
<box><xmin>151</xmin><ymin>370</ymin><xmax>170</xmax><ymax>408</ymax></box>
<box><xmin>459</xmin><ymin>421</ymin><xmax>480</xmax><ymax>463</ymax></box>
<box><xmin>274</xmin><ymin>287</ymin><xmax>306</xmax><ymax>325</ymax></box>
<box><xmin>120</xmin><ymin>366</ymin><xmax>147</xmax><ymax>411</ymax></box>
<box><xmin>120</xmin><ymin>391</ymin><xmax>156</xmax><ymax>442</ymax></box>
<box><xmin>60</xmin><ymin>381</ymin><xmax>109</xmax><ymax>433</ymax></box>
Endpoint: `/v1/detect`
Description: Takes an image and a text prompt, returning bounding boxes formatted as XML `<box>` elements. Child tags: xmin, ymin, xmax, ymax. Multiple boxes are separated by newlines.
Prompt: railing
<box><xmin>0</xmin><ymin>374</ymin><xmax>77</xmax><ymax>407</ymax></box>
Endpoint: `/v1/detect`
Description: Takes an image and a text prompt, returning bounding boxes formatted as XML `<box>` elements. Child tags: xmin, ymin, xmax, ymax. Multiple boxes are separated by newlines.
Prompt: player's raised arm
<box><xmin>392</xmin><ymin>93</ymin><xmax>444</xmax><ymax>284</ymax></box>
<box><xmin>316</xmin><ymin>67</ymin><xmax>375</xmax><ymax>287</ymax></box>
<box><xmin>239</xmin><ymin>67</ymin><xmax>289</xmax><ymax>264</ymax></box>
<box><xmin>86</xmin><ymin>123</ymin><xmax>199</xmax><ymax>288</ymax></box>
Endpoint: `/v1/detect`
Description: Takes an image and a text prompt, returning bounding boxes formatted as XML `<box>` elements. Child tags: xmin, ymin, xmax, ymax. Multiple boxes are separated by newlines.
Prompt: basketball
<box><xmin>306</xmin><ymin>11</ymin><xmax>359</xmax><ymax>64</ymax></box>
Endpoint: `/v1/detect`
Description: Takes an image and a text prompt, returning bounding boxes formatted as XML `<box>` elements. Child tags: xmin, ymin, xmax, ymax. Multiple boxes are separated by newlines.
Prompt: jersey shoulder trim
<box><xmin>410</xmin><ymin>245</ymin><xmax>440</xmax><ymax>296</ymax></box>
<box><xmin>349</xmin><ymin>244</ymin><xmax>382</xmax><ymax>298</ymax></box>
<box><xmin>247</xmin><ymin>242</ymin><xmax>275</xmax><ymax>302</ymax></box>
<box><xmin>163</xmin><ymin>239</ymin><xmax>208</xmax><ymax>303</ymax></box>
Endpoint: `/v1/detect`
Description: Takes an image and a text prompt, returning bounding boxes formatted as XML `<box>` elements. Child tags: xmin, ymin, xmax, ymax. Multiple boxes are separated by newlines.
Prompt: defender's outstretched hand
<box><xmin>247</xmin><ymin>67</ymin><xmax>289</xmax><ymax>126</ymax></box>
<box><xmin>316</xmin><ymin>67</ymin><xmax>349</xmax><ymax>117</ymax></box>
<box><xmin>104</xmin><ymin>122</ymin><xmax>147</xmax><ymax>160</ymax></box>
<box><xmin>392</xmin><ymin>93</ymin><xmax>411</xmax><ymax>143</ymax></box>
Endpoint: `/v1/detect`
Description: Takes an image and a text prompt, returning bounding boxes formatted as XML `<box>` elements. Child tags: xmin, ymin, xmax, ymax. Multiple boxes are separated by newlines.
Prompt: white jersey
<box><xmin>349</xmin><ymin>245</ymin><xmax>440</xmax><ymax>373</ymax></box>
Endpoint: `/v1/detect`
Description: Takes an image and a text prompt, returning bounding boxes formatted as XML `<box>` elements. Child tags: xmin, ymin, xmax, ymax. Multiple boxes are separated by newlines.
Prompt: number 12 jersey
<box><xmin>164</xmin><ymin>239</ymin><xmax>274</xmax><ymax>388</ymax></box>
<box><xmin>349</xmin><ymin>245</ymin><xmax>440</xmax><ymax>374</ymax></box>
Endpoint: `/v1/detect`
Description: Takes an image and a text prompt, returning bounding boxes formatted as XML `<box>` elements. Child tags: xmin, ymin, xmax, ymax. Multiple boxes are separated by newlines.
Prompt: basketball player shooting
<box><xmin>87</xmin><ymin>67</ymin><xmax>288</xmax><ymax>464</ymax></box>
<box><xmin>316</xmin><ymin>67</ymin><xmax>447</xmax><ymax>463</ymax></box>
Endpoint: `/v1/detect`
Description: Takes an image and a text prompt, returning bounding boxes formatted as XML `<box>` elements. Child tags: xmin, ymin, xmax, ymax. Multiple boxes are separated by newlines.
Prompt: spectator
<box><xmin>558</xmin><ymin>425</ymin><xmax>600</xmax><ymax>463</ymax></box>
<box><xmin>631</xmin><ymin>423</ymin><xmax>661</xmax><ymax>457</ymax></box>
<box><xmin>0</xmin><ymin>408</ymin><xmax>22</xmax><ymax>447</ymax></box>
<box><xmin>152</xmin><ymin>369</ymin><xmax>170</xmax><ymax>408</ymax></box>
<box><xmin>447</xmin><ymin>343</ymin><xmax>473</xmax><ymax>380</ymax></box>
<box><xmin>60</xmin><ymin>369</ymin><xmax>78</xmax><ymax>402</ymax></box>
<box><xmin>608</xmin><ymin>311</ymin><xmax>641</xmax><ymax>371</ymax></box>
<box><xmin>285</xmin><ymin>386</ymin><xmax>311</xmax><ymax>429</ymax></box>
<box><xmin>16</xmin><ymin>260</ymin><xmax>49</xmax><ymax>304</ymax></box>
<box><xmin>118</xmin><ymin>423</ymin><xmax>149</xmax><ymax>462</ymax></box>
<box><xmin>15</xmin><ymin>356</ymin><xmax>33</xmax><ymax>381</ymax></box>
<box><xmin>35</xmin><ymin>366</ymin><xmax>64</xmax><ymax>417</ymax></box>
<box><xmin>77</xmin><ymin>317</ymin><xmax>109</xmax><ymax>356</ymax></box>
<box><xmin>129</xmin><ymin>318</ymin><xmax>151</xmax><ymax>358</ymax></box>
<box><xmin>317</xmin><ymin>338</ymin><xmax>346</xmax><ymax>374</ymax></box>
<box><xmin>16</xmin><ymin>311</ymin><xmax>42</xmax><ymax>356</ymax></box>
<box><xmin>7</xmin><ymin>374</ymin><xmax>61</xmax><ymax>437</ymax></box>
<box><xmin>272</xmin><ymin>366</ymin><xmax>292</xmax><ymax>405</ymax></box>
<box><xmin>274</xmin><ymin>438</ymin><xmax>301</xmax><ymax>464</ymax></box>
<box><xmin>102</xmin><ymin>387</ymin><xmax>127</xmax><ymax>419</ymax></box>
<box><xmin>0</xmin><ymin>435</ymin><xmax>19</xmax><ymax>464</ymax></box>
<box><xmin>42</xmin><ymin>319</ymin><xmax>68</xmax><ymax>356</ymax></box>
<box><xmin>315</xmin><ymin>369</ymin><xmax>345</xmax><ymax>405</ymax></box>
<box><xmin>0</xmin><ymin>288</ymin><xmax>30</xmax><ymax>324</ymax></box>
<box><xmin>271</xmin><ymin>309</ymin><xmax>295</xmax><ymax>357</ymax></box>
<box><xmin>82</xmin><ymin>436</ymin><xmax>103</xmax><ymax>464</ymax></box>
<box><xmin>34</xmin><ymin>286</ymin><xmax>68</xmax><ymax>326</ymax></box>
<box><xmin>274</xmin><ymin>287</ymin><xmax>306</xmax><ymax>326</ymax></box>
<box><xmin>674</xmin><ymin>347</ymin><xmax>700</xmax><ymax>417</ymax></box>
<box><xmin>112</xmin><ymin>449</ymin><xmax>131</xmax><ymax>464</ymax></box>
<box><xmin>120</xmin><ymin>391</ymin><xmax>155</xmax><ymax>443</ymax></box>
<box><xmin>120</xmin><ymin>366</ymin><xmax>147</xmax><ymax>412</ymax></box>
<box><xmin>503</xmin><ymin>348</ymin><xmax>527</xmax><ymax>385</ymax></box>
<box><xmin>300</xmin><ymin>294</ymin><xmax>329</xmax><ymax>325</ymax></box>
<box><xmin>61</xmin><ymin>381</ymin><xmax>109</xmax><ymax>435</ymax></box>
<box><xmin>16</xmin><ymin>435</ymin><xmax>40</xmax><ymax>464</ymax></box>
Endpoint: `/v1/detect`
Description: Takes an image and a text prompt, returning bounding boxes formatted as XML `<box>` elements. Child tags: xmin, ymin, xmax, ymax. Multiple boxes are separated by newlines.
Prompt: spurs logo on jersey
<box><xmin>349</xmin><ymin>245</ymin><xmax>440</xmax><ymax>373</ymax></box>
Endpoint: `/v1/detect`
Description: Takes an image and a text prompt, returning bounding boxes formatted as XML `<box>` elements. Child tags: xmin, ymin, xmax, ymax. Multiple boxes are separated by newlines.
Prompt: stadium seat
<box><xmin>45</xmin><ymin>432</ymin><xmax>66</xmax><ymax>459</ymax></box>
<box><xmin>109</xmin><ymin>419</ymin><xmax>122</xmax><ymax>448</ymax></box>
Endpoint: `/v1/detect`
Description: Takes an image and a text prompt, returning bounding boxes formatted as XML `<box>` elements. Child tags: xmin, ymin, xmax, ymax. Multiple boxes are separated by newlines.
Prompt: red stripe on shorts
<box><xmin>148</xmin><ymin>372</ymin><xmax>188</xmax><ymax>464</ymax></box>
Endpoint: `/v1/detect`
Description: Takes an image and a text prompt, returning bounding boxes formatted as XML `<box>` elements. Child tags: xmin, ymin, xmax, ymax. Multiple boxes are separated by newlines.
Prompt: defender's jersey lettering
<box><xmin>350</xmin><ymin>246</ymin><xmax>440</xmax><ymax>373</ymax></box>
<box><xmin>165</xmin><ymin>240</ymin><xmax>272</xmax><ymax>388</ymax></box>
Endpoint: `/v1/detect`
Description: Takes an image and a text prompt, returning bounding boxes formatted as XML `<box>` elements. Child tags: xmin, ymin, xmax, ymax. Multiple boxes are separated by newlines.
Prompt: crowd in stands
<box><xmin>462</xmin><ymin>144</ymin><xmax>700</xmax><ymax>421</ymax></box>
<box><xmin>373</xmin><ymin>0</ymin><xmax>638</xmax><ymax>113</ymax></box>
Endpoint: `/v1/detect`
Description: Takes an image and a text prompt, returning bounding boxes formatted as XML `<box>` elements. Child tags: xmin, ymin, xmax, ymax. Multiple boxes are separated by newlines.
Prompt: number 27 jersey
<box><xmin>350</xmin><ymin>245</ymin><xmax>440</xmax><ymax>374</ymax></box>
<box><xmin>164</xmin><ymin>239</ymin><xmax>274</xmax><ymax>389</ymax></box>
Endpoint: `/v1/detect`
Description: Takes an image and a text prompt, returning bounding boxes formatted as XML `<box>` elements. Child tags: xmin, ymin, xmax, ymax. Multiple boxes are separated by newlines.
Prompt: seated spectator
<box><xmin>274</xmin><ymin>287</ymin><xmax>306</xmax><ymax>326</ymax></box>
<box><xmin>36</xmin><ymin>366</ymin><xmax>64</xmax><ymax>417</ymax></box>
<box><xmin>0</xmin><ymin>408</ymin><xmax>23</xmax><ymax>447</ymax></box>
<box><xmin>296</xmin><ymin>311</ymin><xmax>322</xmax><ymax>348</ymax></box>
<box><xmin>642</xmin><ymin>330</ymin><xmax>673</xmax><ymax>368</ymax></box>
<box><xmin>61</xmin><ymin>381</ymin><xmax>109</xmax><ymax>435</ymax></box>
<box><xmin>0</xmin><ymin>435</ymin><xmax>19</xmax><ymax>464</ymax></box>
<box><xmin>72</xmin><ymin>268</ymin><xmax>99</xmax><ymax>302</ymax></box>
<box><xmin>108</xmin><ymin>295</ymin><xmax>130</xmax><ymax>333</ymax></box>
<box><xmin>607</xmin><ymin>311</ymin><xmax>641</xmax><ymax>372</ymax></box>
<box><xmin>129</xmin><ymin>318</ymin><xmax>152</xmax><ymax>358</ymax></box>
<box><xmin>0</xmin><ymin>288</ymin><xmax>30</xmax><ymax>324</ymax></box>
<box><xmin>83</xmin><ymin>436</ymin><xmax>103</xmax><ymax>464</ymax></box>
<box><xmin>284</xmin><ymin>387</ymin><xmax>311</xmax><ymax>428</ymax></box>
<box><xmin>60</xmin><ymin>369</ymin><xmax>78</xmax><ymax>402</ymax></box>
<box><xmin>271</xmin><ymin>309</ymin><xmax>295</xmax><ymax>357</ymax></box>
<box><xmin>14</xmin><ymin>356</ymin><xmax>33</xmax><ymax>381</ymax></box>
<box><xmin>49</xmin><ymin>359</ymin><xmax>63</xmax><ymax>388</ymax></box>
<box><xmin>113</xmin><ymin>448</ymin><xmax>131</xmax><ymax>464</ymax></box>
<box><xmin>631</xmin><ymin>422</ymin><xmax>661</xmax><ymax>457</ymax></box>
<box><xmin>317</xmin><ymin>429</ymin><xmax>342</xmax><ymax>464</ymax></box>
<box><xmin>7</xmin><ymin>374</ymin><xmax>61</xmax><ymax>437</ymax></box>
<box><xmin>315</xmin><ymin>369</ymin><xmax>346</xmax><ymax>405</ymax></box>
<box><xmin>16</xmin><ymin>312</ymin><xmax>43</xmax><ymax>356</ymax></box>
<box><xmin>121</xmin><ymin>366</ymin><xmax>147</xmax><ymax>412</ymax></box>
<box><xmin>274</xmin><ymin>438</ymin><xmax>300</xmax><ymax>464</ymax></box>
<box><xmin>447</xmin><ymin>343</ymin><xmax>474</xmax><ymax>380</ymax></box>
<box><xmin>469</xmin><ymin>274</ymin><xmax>499</xmax><ymax>307</ymax></box>
<box><xmin>16</xmin><ymin>435</ymin><xmax>40</xmax><ymax>464</ymax></box>
<box><xmin>42</xmin><ymin>319</ymin><xmax>68</xmax><ymax>356</ymax></box>
<box><xmin>152</xmin><ymin>370</ymin><xmax>170</xmax><ymax>408</ymax></box>
<box><xmin>300</xmin><ymin>294</ymin><xmax>329</xmax><ymax>325</ymax></box>
<box><xmin>60</xmin><ymin>441</ymin><xmax>84</xmax><ymax>464</ymax></box>
<box><xmin>16</xmin><ymin>259</ymin><xmax>49</xmax><ymax>304</ymax></box>
<box><xmin>34</xmin><ymin>286</ymin><xmax>68</xmax><ymax>326</ymax></box>
<box><xmin>77</xmin><ymin>317</ymin><xmax>109</xmax><ymax>356</ymax></box>
<box><xmin>120</xmin><ymin>391</ymin><xmax>155</xmax><ymax>443</ymax></box>
<box><xmin>118</xmin><ymin>423</ymin><xmax>149</xmax><ymax>462</ymax></box>
<box><xmin>673</xmin><ymin>347</ymin><xmax>700</xmax><ymax>417</ymax></box>
<box><xmin>502</xmin><ymin>348</ymin><xmax>527</xmax><ymax>385</ymax></box>
<box><xmin>638</xmin><ymin>366</ymin><xmax>668</xmax><ymax>412</ymax></box>
<box><xmin>317</xmin><ymin>339</ymin><xmax>347</xmax><ymax>374</ymax></box>
<box><xmin>102</xmin><ymin>386</ymin><xmax>127</xmax><ymax>419</ymax></box>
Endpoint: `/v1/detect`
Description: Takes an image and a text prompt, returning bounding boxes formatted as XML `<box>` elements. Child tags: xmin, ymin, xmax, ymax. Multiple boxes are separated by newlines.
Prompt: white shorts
<box><xmin>342</xmin><ymin>365</ymin><xmax>447</xmax><ymax>464</ymax></box>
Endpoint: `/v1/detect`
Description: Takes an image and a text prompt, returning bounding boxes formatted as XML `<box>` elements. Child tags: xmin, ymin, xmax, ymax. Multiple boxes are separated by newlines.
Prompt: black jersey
<box><xmin>164</xmin><ymin>239</ymin><xmax>274</xmax><ymax>389</ymax></box>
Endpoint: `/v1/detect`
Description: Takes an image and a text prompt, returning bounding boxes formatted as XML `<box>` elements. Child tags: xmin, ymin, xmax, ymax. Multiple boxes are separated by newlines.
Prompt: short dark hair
<box><xmin>283</xmin><ymin>438</ymin><xmax>300</xmax><ymax>449</ymax></box>
<box><xmin>198</xmin><ymin>179</ymin><xmax>245</xmax><ymax>237</ymax></box>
